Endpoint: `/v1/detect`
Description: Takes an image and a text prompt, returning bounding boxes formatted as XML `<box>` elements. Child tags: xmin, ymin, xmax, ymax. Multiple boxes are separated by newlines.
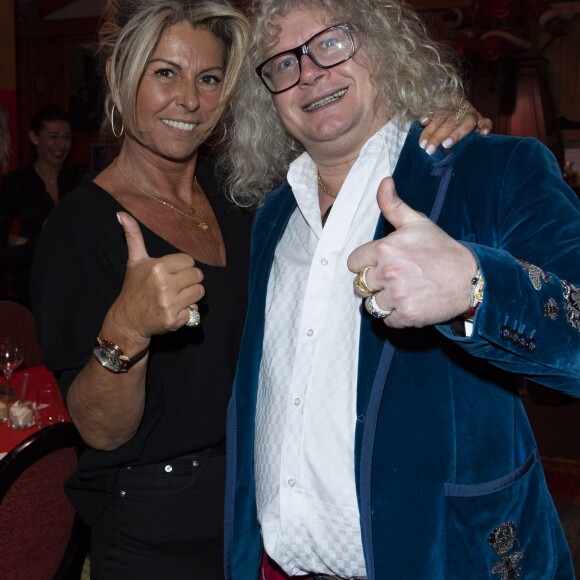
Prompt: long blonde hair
<box><xmin>221</xmin><ymin>0</ymin><xmax>464</xmax><ymax>207</ymax></box>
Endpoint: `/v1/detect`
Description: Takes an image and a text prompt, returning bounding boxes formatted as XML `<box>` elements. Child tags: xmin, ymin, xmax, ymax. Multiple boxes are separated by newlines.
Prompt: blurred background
<box><xmin>0</xmin><ymin>0</ymin><xmax>579</xmax><ymax>188</ymax></box>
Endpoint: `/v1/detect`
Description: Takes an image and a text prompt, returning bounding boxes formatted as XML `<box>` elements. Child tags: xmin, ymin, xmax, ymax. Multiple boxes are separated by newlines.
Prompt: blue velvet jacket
<box><xmin>224</xmin><ymin>123</ymin><xmax>580</xmax><ymax>579</ymax></box>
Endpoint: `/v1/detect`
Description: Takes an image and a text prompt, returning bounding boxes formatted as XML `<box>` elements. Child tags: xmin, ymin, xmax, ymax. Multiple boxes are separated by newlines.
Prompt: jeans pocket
<box><xmin>118</xmin><ymin>462</ymin><xmax>197</xmax><ymax>499</ymax></box>
<box><xmin>444</xmin><ymin>450</ymin><xmax>558</xmax><ymax>579</ymax></box>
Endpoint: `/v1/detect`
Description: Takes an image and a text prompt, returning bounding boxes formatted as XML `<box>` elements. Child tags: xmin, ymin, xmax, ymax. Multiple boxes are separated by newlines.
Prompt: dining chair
<box><xmin>0</xmin><ymin>299</ymin><xmax>44</xmax><ymax>368</ymax></box>
<box><xmin>0</xmin><ymin>422</ymin><xmax>89</xmax><ymax>580</ymax></box>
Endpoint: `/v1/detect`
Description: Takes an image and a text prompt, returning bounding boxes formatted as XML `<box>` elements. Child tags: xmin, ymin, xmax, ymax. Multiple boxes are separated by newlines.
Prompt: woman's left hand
<box><xmin>418</xmin><ymin>100</ymin><xmax>492</xmax><ymax>155</ymax></box>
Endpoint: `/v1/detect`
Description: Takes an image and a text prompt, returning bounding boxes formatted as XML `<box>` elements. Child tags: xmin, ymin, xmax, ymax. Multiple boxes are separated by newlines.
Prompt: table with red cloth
<box><xmin>0</xmin><ymin>365</ymin><xmax>70</xmax><ymax>457</ymax></box>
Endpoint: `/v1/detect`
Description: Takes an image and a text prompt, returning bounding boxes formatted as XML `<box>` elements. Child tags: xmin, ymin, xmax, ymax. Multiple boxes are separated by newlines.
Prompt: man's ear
<box><xmin>28</xmin><ymin>130</ymin><xmax>38</xmax><ymax>146</ymax></box>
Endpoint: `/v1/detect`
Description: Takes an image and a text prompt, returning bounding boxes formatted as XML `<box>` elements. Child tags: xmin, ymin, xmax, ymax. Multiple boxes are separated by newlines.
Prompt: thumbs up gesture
<box><xmin>109</xmin><ymin>212</ymin><xmax>205</xmax><ymax>339</ymax></box>
<box><xmin>347</xmin><ymin>177</ymin><xmax>476</xmax><ymax>328</ymax></box>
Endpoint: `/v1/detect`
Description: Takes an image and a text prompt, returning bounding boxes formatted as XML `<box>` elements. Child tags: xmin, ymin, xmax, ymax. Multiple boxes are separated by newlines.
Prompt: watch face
<box><xmin>94</xmin><ymin>345</ymin><xmax>124</xmax><ymax>373</ymax></box>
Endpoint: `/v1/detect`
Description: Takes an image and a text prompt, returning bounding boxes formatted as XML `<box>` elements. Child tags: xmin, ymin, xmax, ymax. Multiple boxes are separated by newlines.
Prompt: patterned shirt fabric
<box><xmin>255</xmin><ymin>119</ymin><xmax>411</xmax><ymax>578</ymax></box>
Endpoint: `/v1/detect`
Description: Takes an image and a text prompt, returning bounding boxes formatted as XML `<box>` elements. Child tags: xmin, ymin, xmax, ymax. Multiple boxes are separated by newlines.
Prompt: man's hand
<box><xmin>348</xmin><ymin>178</ymin><xmax>477</xmax><ymax>327</ymax></box>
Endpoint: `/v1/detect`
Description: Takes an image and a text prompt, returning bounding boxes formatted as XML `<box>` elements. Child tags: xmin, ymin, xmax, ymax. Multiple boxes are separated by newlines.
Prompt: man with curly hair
<box><xmin>222</xmin><ymin>0</ymin><xmax>580</xmax><ymax>578</ymax></box>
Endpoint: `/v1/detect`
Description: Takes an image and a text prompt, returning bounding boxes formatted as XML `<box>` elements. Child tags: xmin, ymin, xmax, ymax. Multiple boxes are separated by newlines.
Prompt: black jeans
<box><xmin>90</xmin><ymin>447</ymin><xmax>226</xmax><ymax>580</ymax></box>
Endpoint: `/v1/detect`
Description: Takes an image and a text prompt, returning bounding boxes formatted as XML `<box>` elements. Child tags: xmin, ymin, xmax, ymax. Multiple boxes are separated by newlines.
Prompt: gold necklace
<box><xmin>114</xmin><ymin>158</ymin><xmax>209</xmax><ymax>231</ymax></box>
<box><xmin>317</xmin><ymin>170</ymin><xmax>338</xmax><ymax>199</ymax></box>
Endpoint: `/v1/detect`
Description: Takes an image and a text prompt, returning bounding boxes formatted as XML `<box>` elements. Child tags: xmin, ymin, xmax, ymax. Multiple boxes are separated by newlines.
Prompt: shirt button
<box><xmin>293</xmin><ymin>397</ymin><xmax>302</xmax><ymax>406</ymax></box>
<box><xmin>288</xmin><ymin>479</ymin><xmax>296</xmax><ymax>488</ymax></box>
<box><xmin>165</xmin><ymin>465</ymin><xmax>173</xmax><ymax>473</ymax></box>
<box><xmin>321</xmin><ymin>258</ymin><xmax>328</xmax><ymax>266</ymax></box>
<box><xmin>306</xmin><ymin>329</ymin><xmax>314</xmax><ymax>337</ymax></box>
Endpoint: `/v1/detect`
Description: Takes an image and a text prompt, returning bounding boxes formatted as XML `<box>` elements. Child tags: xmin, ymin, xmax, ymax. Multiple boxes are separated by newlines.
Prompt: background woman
<box><xmin>0</xmin><ymin>105</ymin><xmax>85</xmax><ymax>305</ymax></box>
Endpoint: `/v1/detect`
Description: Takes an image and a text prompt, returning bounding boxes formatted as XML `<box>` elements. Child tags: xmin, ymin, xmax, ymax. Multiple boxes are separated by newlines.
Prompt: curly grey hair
<box><xmin>99</xmin><ymin>0</ymin><xmax>249</xmax><ymax>146</ymax></box>
<box><xmin>221</xmin><ymin>0</ymin><xmax>465</xmax><ymax>207</ymax></box>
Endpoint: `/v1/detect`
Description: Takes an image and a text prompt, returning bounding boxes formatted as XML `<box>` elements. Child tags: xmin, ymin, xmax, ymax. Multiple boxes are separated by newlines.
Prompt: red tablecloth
<box><xmin>0</xmin><ymin>365</ymin><xmax>70</xmax><ymax>456</ymax></box>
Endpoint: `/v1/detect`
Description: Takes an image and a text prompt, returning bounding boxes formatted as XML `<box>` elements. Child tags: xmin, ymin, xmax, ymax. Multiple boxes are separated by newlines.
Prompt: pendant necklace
<box><xmin>114</xmin><ymin>158</ymin><xmax>210</xmax><ymax>231</ymax></box>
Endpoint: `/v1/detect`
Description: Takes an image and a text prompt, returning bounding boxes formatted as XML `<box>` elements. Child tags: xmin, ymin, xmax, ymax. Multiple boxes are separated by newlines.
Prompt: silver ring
<box><xmin>454</xmin><ymin>104</ymin><xmax>471</xmax><ymax>126</ymax></box>
<box><xmin>364</xmin><ymin>294</ymin><xmax>393</xmax><ymax>319</ymax></box>
<box><xmin>185</xmin><ymin>306</ymin><xmax>201</xmax><ymax>327</ymax></box>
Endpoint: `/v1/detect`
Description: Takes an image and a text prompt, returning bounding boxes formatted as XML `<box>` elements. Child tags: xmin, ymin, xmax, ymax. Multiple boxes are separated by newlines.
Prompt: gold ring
<box><xmin>454</xmin><ymin>105</ymin><xmax>471</xmax><ymax>126</ymax></box>
<box><xmin>185</xmin><ymin>306</ymin><xmax>201</xmax><ymax>327</ymax></box>
<box><xmin>354</xmin><ymin>266</ymin><xmax>380</xmax><ymax>296</ymax></box>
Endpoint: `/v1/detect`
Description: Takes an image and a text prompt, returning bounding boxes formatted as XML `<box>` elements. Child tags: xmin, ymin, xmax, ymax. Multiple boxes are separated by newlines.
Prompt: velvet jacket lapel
<box><xmin>356</xmin><ymin>123</ymin><xmax>453</xmax><ymax>423</ymax></box>
<box><xmin>355</xmin><ymin>122</ymin><xmax>455</xmax><ymax>577</ymax></box>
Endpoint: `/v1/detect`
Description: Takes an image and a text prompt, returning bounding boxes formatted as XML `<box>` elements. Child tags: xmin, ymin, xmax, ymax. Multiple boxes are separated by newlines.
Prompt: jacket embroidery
<box><xmin>543</xmin><ymin>298</ymin><xmax>559</xmax><ymax>321</ymax></box>
<box><xmin>517</xmin><ymin>260</ymin><xmax>551</xmax><ymax>290</ymax></box>
<box><xmin>562</xmin><ymin>281</ymin><xmax>580</xmax><ymax>331</ymax></box>
<box><xmin>488</xmin><ymin>522</ymin><xmax>524</xmax><ymax>579</ymax></box>
<box><xmin>491</xmin><ymin>551</ymin><xmax>524</xmax><ymax>580</ymax></box>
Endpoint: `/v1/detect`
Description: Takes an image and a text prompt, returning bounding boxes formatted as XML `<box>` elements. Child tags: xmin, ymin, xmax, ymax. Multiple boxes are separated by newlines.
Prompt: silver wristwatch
<box><xmin>93</xmin><ymin>336</ymin><xmax>149</xmax><ymax>373</ymax></box>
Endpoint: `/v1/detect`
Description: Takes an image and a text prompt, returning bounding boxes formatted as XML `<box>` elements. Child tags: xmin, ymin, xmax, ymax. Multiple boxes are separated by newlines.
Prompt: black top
<box><xmin>0</xmin><ymin>163</ymin><xmax>86</xmax><ymax>242</ymax></box>
<box><xmin>0</xmin><ymin>163</ymin><xmax>86</xmax><ymax>304</ymax></box>
<box><xmin>31</xmin><ymin>158</ymin><xmax>252</xmax><ymax>522</ymax></box>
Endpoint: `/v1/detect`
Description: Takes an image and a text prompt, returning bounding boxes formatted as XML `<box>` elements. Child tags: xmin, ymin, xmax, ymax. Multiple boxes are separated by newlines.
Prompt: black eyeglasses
<box><xmin>255</xmin><ymin>23</ymin><xmax>357</xmax><ymax>94</ymax></box>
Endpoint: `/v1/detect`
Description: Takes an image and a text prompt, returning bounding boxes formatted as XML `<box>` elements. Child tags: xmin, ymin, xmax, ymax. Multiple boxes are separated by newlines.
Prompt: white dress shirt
<box><xmin>255</xmin><ymin>119</ymin><xmax>411</xmax><ymax>578</ymax></box>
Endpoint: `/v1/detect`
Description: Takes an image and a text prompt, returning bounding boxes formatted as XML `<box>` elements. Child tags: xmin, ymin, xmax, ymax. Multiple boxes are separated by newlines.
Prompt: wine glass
<box><xmin>34</xmin><ymin>384</ymin><xmax>64</xmax><ymax>429</ymax></box>
<box><xmin>0</xmin><ymin>339</ymin><xmax>24</xmax><ymax>400</ymax></box>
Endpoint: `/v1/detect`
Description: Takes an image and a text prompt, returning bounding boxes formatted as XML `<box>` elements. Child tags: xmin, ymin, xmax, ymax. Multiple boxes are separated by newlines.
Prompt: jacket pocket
<box><xmin>444</xmin><ymin>450</ymin><xmax>558</xmax><ymax>579</ymax></box>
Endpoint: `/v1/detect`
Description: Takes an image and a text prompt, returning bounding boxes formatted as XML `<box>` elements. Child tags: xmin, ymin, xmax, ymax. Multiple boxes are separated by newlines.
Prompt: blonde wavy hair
<box><xmin>99</xmin><ymin>0</ymin><xmax>249</xmax><ymax>146</ymax></box>
<box><xmin>221</xmin><ymin>0</ymin><xmax>465</xmax><ymax>207</ymax></box>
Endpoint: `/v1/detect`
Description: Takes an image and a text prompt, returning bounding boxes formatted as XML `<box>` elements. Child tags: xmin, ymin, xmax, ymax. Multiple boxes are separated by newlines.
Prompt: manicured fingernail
<box><xmin>426</xmin><ymin>144</ymin><xmax>436</xmax><ymax>155</ymax></box>
<box><xmin>419</xmin><ymin>115</ymin><xmax>430</xmax><ymax>125</ymax></box>
<box><xmin>116</xmin><ymin>212</ymin><xmax>123</xmax><ymax>225</ymax></box>
<box><xmin>442</xmin><ymin>138</ymin><xmax>453</xmax><ymax>149</ymax></box>
<box><xmin>482</xmin><ymin>128</ymin><xmax>490</xmax><ymax>136</ymax></box>
<box><xmin>420</xmin><ymin>139</ymin><xmax>427</xmax><ymax>150</ymax></box>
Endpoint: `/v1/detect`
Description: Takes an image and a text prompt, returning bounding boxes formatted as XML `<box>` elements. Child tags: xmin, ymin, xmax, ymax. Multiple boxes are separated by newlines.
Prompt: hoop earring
<box><xmin>111</xmin><ymin>104</ymin><xmax>124</xmax><ymax>138</ymax></box>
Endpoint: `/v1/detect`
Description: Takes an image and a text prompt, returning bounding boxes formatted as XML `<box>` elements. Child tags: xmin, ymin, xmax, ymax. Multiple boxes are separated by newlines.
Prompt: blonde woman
<box><xmin>32</xmin><ymin>1</ymin><xmax>250</xmax><ymax>578</ymax></box>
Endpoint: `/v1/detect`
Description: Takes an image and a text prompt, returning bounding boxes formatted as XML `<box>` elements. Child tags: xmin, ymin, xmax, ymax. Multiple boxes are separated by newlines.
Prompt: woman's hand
<box><xmin>106</xmin><ymin>211</ymin><xmax>205</xmax><ymax>346</ymax></box>
<box><xmin>8</xmin><ymin>234</ymin><xmax>28</xmax><ymax>246</ymax></box>
<box><xmin>418</xmin><ymin>100</ymin><xmax>493</xmax><ymax>155</ymax></box>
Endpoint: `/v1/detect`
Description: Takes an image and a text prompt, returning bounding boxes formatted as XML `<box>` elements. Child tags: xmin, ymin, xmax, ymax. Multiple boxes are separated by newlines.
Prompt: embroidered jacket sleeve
<box><xmin>437</xmin><ymin>137</ymin><xmax>580</xmax><ymax>396</ymax></box>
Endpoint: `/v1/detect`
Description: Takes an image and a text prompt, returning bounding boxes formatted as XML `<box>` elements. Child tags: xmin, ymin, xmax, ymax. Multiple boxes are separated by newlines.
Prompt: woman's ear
<box><xmin>28</xmin><ymin>130</ymin><xmax>38</xmax><ymax>146</ymax></box>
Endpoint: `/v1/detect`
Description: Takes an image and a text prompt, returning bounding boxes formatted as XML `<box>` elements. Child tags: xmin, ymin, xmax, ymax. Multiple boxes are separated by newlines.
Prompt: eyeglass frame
<box><xmin>255</xmin><ymin>23</ymin><xmax>357</xmax><ymax>95</ymax></box>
